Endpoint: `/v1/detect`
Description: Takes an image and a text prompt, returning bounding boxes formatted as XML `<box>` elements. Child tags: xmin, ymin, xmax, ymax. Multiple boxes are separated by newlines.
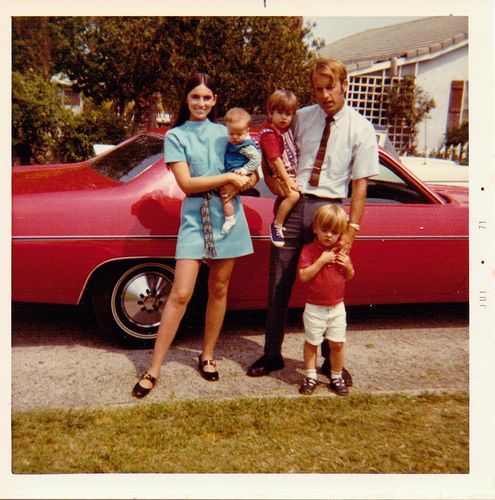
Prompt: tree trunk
<box><xmin>15</xmin><ymin>144</ymin><xmax>32</xmax><ymax>165</ymax></box>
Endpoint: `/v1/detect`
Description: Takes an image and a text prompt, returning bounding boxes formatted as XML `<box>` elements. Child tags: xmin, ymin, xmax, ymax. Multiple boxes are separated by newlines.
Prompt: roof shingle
<box><xmin>319</xmin><ymin>16</ymin><xmax>468</xmax><ymax>65</ymax></box>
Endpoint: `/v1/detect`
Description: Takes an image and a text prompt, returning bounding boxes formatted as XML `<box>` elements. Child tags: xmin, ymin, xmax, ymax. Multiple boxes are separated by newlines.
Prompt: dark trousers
<box><xmin>264</xmin><ymin>196</ymin><xmax>341</xmax><ymax>357</ymax></box>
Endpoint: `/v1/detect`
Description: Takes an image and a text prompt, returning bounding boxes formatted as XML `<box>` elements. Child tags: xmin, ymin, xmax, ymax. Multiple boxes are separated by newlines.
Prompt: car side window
<box><xmin>250</xmin><ymin>163</ymin><xmax>429</xmax><ymax>204</ymax></box>
<box><xmin>366</xmin><ymin>160</ymin><xmax>430</xmax><ymax>204</ymax></box>
<box><xmin>245</xmin><ymin>154</ymin><xmax>431</xmax><ymax>204</ymax></box>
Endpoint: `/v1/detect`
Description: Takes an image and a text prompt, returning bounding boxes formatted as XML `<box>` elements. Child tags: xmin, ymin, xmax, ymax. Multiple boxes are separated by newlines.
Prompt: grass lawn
<box><xmin>12</xmin><ymin>392</ymin><xmax>468</xmax><ymax>474</ymax></box>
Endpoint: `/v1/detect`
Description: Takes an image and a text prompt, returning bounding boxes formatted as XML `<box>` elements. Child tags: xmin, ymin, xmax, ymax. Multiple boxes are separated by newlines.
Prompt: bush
<box><xmin>446</xmin><ymin>122</ymin><xmax>468</xmax><ymax>147</ymax></box>
<box><xmin>54</xmin><ymin>103</ymin><xmax>129</xmax><ymax>163</ymax></box>
<box><xmin>12</xmin><ymin>71</ymin><xmax>69</xmax><ymax>164</ymax></box>
<box><xmin>13</xmin><ymin>71</ymin><xmax>130</xmax><ymax>165</ymax></box>
<box><xmin>385</xmin><ymin>75</ymin><xmax>435</xmax><ymax>155</ymax></box>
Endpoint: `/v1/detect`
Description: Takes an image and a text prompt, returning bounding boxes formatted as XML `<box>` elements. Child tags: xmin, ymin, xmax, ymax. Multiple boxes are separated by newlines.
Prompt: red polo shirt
<box><xmin>298</xmin><ymin>240</ymin><xmax>347</xmax><ymax>306</ymax></box>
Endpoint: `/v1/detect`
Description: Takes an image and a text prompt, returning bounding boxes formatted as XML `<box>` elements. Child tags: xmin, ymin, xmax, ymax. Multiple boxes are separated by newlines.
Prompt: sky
<box><xmin>305</xmin><ymin>16</ymin><xmax>424</xmax><ymax>45</ymax></box>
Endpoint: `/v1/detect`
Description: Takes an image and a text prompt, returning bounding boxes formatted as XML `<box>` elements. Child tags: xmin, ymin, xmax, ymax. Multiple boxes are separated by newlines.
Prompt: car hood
<box><xmin>12</xmin><ymin>162</ymin><xmax>118</xmax><ymax>194</ymax></box>
<box><xmin>431</xmin><ymin>184</ymin><xmax>469</xmax><ymax>206</ymax></box>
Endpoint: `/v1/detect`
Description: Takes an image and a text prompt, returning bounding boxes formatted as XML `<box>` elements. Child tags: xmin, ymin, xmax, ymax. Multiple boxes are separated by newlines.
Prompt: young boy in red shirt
<box><xmin>297</xmin><ymin>204</ymin><xmax>355</xmax><ymax>396</ymax></box>
<box><xmin>258</xmin><ymin>89</ymin><xmax>300</xmax><ymax>247</ymax></box>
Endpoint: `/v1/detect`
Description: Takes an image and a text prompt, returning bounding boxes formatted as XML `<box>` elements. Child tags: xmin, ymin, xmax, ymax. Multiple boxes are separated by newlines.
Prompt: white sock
<box><xmin>221</xmin><ymin>215</ymin><xmax>236</xmax><ymax>234</ymax></box>
<box><xmin>305</xmin><ymin>369</ymin><xmax>317</xmax><ymax>380</ymax></box>
<box><xmin>331</xmin><ymin>370</ymin><xmax>342</xmax><ymax>381</ymax></box>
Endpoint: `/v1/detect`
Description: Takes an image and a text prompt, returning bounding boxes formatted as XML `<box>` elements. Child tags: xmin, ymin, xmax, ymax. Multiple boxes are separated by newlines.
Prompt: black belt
<box><xmin>301</xmin><ymin>193</ymin><xmax>342</xmax><ymax>203</ymax></box>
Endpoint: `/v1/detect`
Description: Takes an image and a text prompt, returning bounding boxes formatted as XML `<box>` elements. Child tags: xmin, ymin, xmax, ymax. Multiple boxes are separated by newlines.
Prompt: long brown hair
<box><xmin>172</xmin><ymin>72</ymin><xmax>218</xmax><ymax>128</ymax></box>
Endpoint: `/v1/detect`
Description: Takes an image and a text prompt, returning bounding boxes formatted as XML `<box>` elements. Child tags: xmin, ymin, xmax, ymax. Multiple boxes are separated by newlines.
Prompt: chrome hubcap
<box><xmin>120</xmin><ymin>271</ymin><xmax>171</xmax><ymax>328</ymax></box>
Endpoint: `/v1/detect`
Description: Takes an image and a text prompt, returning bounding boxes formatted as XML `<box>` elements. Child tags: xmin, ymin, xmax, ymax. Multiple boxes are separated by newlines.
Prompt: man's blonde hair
<box><xmin>310</xmin><ymin>58</ymin><xmax>348</xmax><ymax>88</ymax></box>
<box><xmin>312</xmin><ymin>204</ymin><xmax>348</xmax><ymax>234</ymax></box>
<box><xmin>225</xmin><ymin>107</ymin><xmax>251</xmax><ymax>127</ymax></box>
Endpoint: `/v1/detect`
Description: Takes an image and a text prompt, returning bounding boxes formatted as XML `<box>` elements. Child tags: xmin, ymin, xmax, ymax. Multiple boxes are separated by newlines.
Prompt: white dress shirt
<box><xmin>293</xmin><ymin>103</ymin><xmax>379</xmax><ymax>199</ymax></box>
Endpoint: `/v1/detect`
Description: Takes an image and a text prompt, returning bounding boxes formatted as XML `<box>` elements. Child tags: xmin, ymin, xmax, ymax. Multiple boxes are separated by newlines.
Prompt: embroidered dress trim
<box><xmin>200</xmin><ymin>192</ymin><xmax>217</xmax><ymax>258</ymax></box>
<box><xmin>187</xmin><ymin>190</ymin><xmax>220</xmax><ymax>258</ymax></box>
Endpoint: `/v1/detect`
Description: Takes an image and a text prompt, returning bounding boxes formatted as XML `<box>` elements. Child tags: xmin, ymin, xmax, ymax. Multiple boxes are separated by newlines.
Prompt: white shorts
<box><xmin>303</xmin><ymin>302</ymin><xmax>347</xmax><ymax>345</ymax></box>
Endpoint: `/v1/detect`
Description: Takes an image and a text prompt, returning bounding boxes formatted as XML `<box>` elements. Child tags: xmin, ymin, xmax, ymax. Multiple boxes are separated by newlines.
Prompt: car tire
<box><xmin>91</xmin><ymin>261</ymin><xmax>207</xmax><ymax>348</ymax></box>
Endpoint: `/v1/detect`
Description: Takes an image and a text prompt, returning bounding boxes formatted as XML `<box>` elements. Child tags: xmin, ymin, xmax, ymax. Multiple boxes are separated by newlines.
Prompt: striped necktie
<box><xmin>309</xmin><ymin>116</ymin><xmax>333</xmax><ymax>187</ymax></box>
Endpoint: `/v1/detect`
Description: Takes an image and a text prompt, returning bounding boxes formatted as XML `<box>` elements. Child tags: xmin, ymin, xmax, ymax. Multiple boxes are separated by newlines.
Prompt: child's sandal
<box><xmin>132</xmin><ymin>371</ymin><xmax>157</xmax><ymax>399</ymax></box>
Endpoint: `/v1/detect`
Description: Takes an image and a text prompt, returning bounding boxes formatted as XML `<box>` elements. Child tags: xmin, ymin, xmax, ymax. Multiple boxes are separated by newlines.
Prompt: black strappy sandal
<box><xmin>132</xmin><ymin>372</ymin><xmax>158</xmax><ymax>398</ymax></box>
<box><xmin>198</xmin><ymin>355</ymin><xmax>219</xmax><ymax>382</ymax></box>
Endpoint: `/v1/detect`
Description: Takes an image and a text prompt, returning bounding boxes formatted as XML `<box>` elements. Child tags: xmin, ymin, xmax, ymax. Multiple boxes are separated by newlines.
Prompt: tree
<box><xmin>12</xmin><ymin>17</ymin><xmax>58</xmax><ymax>81</ymax></box>
<box><xmin>52</xmin><ymin>17</ymin><xmax>175</xmax><ymax>128</ymax></box>
<box><xmin>12</xmin><ymin>71</ymin><xmax>70</xmax><ymax>164</ymax></box>
<box><xmin>385</xmin><ymin>75</ymin><xmax>436</xmax><ymax>154</ymax></box>
<box><xmin>50</xmin><ymin>17</ymin><xmax>315</xmax><ymax>124</ymax></box>
<box><xmin>168</xmin><ymin>17</ymin><xmax>315</xmax><ymax>116</ymax></box>
<box><xmin>11</xmin><ymin>17</ymin><xmax>318</xmax><ymax>163</ymax></box>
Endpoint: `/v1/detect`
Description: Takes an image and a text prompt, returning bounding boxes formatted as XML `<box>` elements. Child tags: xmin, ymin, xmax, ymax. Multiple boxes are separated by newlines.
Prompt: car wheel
<box><xmin>92</xmin><ymin>261</ymin><xmax>206</xmax><ymax>348</ymax></box>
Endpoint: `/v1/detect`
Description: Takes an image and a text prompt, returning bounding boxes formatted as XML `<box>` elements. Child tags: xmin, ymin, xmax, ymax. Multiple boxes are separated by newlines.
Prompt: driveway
<box><xmin>11</xmin><ymin>303</ymin><xmax>469</xmax><ymax>412</ymax></box>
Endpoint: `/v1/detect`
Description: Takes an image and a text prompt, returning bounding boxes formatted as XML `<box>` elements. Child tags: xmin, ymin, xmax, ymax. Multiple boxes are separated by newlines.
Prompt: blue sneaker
<box><xmin>270</xmin><ymin>223</ymin><xmax>285</xmax><ymax>247</ymax></box>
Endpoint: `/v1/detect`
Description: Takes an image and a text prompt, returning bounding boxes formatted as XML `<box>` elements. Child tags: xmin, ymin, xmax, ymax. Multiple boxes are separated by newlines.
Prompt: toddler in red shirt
<box><xmin>258</xmin><ymin>89</ymin><xmax>300</xmax><ymax>247</ymax></box>
<box><xmin>297</xmin><ymin>204</ymin><xmax>355</xmax><ymax>396</ymax></box>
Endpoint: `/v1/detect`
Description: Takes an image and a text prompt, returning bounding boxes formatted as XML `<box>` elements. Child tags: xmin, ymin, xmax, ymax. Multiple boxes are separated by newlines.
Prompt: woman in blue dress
<box><xmin>133</xmin><ymin>73</ymin><xmax>256</xmax><ymax>398</ymax></box>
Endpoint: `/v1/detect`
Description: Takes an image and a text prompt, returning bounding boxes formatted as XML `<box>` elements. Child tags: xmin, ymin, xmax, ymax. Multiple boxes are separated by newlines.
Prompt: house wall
<box><xmin>62</xmin><ymin>88</ymin><xmax>84</xmax><ymax>115</ymax></box>
<box><xmin>414</xmin><ymin>45</ymin><xmax>468</xmax><ymax>153</ymax></box>
<box><xmin>347</xmin><ymin>44</ymin><xmax>468</xmax><ymax>155</ymax></box>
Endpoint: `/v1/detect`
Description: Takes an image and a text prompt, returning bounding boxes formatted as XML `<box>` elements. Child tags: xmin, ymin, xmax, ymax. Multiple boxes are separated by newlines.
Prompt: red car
<box><xmin>12</xmin><ymin>129</ymin><xmax>468</xmax><ymax>347</ymax></box>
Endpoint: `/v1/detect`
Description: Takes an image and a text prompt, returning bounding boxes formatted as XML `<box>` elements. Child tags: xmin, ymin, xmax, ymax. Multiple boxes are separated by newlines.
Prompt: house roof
<box><xmin>319</xmin><ymin>16</ymin><xmax>468</xmax><ymax>66</ymax></box>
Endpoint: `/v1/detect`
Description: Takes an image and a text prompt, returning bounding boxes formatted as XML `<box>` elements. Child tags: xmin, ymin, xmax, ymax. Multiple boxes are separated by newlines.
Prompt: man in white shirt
<box><xmin>247</xmin><ymin>58</ymin><xmax>379</xmax><ymax>383</ymax></box>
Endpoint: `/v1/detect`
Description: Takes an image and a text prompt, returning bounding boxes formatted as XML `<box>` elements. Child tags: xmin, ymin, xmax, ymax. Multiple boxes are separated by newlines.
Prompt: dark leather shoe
<box><xmin>132</xmin><ymin>372</ymin><xmax>157</xmax><ymax>399</ymax></box>
<box><xmin>321</xmin><ymin>358</ymin><xmax>353</xmax><ymax>387</ymax></box>
<box><xmin>198</xmin><ymin>355</ymin><xmax>219</xmax><ymax>381</ymax></box>
<box><xmin>247</xmin><ymin>355</ymin><xmax>284</xmax><ymax>377</ymax></box>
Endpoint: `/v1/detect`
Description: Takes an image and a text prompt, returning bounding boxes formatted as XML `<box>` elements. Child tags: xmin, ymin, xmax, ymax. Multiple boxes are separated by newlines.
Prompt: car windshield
<box><xmin>380</xmin><ymin>135</ymin><xmax>401</xmax><ymax>162</ymax></box>
<box><xmin>90</xmin><ymin>135</ymin><xmax>163</xmax><ymax>182</ymax></box>
<box><xmin>374</xmin><ymin>126</ymin><xmax>402</xmax><ymax>162</ymax></box>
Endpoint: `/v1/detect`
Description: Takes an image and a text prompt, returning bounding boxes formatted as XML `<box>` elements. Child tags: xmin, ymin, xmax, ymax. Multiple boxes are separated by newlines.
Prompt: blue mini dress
<box><xmin>164</xmin><ymin>120</ymin><xmax>254</xmax><ymax>260</ymax></box>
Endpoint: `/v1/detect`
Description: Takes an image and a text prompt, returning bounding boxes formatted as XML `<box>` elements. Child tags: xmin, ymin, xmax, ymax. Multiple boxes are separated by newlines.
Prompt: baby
<box><xmin>222</xmin><ymin>107</ymin><xmax>261</xmax><ymax>234</ymax></box>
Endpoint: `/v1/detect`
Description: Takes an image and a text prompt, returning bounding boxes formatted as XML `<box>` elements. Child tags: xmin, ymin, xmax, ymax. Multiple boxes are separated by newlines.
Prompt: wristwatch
<box><xmin>348</xmin><ymin>222</ymin><xmax>360</xmax><ymax>232</ymax></box>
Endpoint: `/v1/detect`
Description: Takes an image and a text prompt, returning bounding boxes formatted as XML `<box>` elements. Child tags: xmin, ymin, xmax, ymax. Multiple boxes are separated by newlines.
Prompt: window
<box><xmin>90</xmin><ymin>135</ymin><xmax>163</xmax><ymax>183</ymax></box>
<box><xmin>253</xmin><ymin>159</ymin><xmax>429</xmax><ymax>205</ymax></box>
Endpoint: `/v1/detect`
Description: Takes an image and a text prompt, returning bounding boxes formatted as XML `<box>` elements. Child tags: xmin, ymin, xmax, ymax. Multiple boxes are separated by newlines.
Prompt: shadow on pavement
<box><xmin>11</xmin><ymin>301</ymin><xmax>468</xmax><ymax>349</ymax></box>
